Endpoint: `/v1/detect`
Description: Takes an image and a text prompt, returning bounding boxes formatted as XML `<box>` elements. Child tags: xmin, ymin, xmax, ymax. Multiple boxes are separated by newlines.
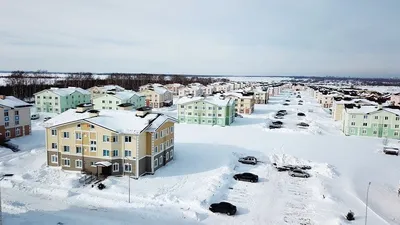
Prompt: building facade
<box><xmin>0</xmin><ymin>95</ymin><xmax>32</xmax><ymax>142</ymax></box>
<box><xmin>87</xmin><ymin>85</ymin><xmax>126</xmax><ymax>100</ymax></box>
<box><xmin>44</xmin><ymin>106</ymin><xmax>177</xmax><ymax>178</ymax></box>
<box><xmin>34</xmin><ymin>87</ymin><xmax>91</xmax><ymax>114</ymax></box>
<box><xmin>140</xmin><ymin>87</ymin><xmax>173</xmax><ymax>108</ymax></box>
<box><xmin>177</xmin><ymin>96</ymin><xmax>235</xmax><ymax>126</ymax></box>
<box><xmin>390</xmin><ymin>93</ymin><xmax>400</xmax><ymax>106</ymax></box>
<box><xmin>223</xmin><ymin>93</ymin><xmax>255</xmax><ymax>114</ymax></box>
<box><xmin>165</xmin><ymin>83</ymin><xmax>184</xmax><ymax>95</ymax></box>
<box><xmin>342</xmin><ymin>105</ymin><xmax>400</xmax><ymax>138</ymax></box>
<box><xmin>92</xmin><ymin>91</ymin><xmax>145</xmax><ymax>110</ymax></box>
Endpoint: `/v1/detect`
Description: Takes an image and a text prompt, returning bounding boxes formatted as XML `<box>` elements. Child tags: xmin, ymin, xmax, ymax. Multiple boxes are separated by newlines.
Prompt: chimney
<box><xmin>118</xmin><ymin>103</ymin><xmax>134</xmax><ymax>111</ymax></box>
<box><xmin>136</xmin><ymin>106</ymin><xmax>152</xmax><ymax>117</ymax></box>
<box><xmin>87</xmin><ymin>109</ymin><xmax>100</xmax><ymax>117</ymax></box>
<box><xmin>0</xmin><ymin>95</ymin><xmax>6</xmax><ymax>100</ymax></box>
<box><xmin>76</xmin><ymin>103</ymin><xmax>94</xmax><ymax>113</ymax></box>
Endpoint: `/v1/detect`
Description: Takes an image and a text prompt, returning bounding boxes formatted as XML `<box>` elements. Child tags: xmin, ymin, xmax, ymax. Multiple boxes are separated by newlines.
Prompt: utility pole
<box><xmin>365</xmin><ymin>182</ymin><xmax>372</xmax><ymax>225</ymax></box>
<box><xmin>0</xmin><ymin>174</ymin><xmax>14</xmax><ymax>225</ymax></box>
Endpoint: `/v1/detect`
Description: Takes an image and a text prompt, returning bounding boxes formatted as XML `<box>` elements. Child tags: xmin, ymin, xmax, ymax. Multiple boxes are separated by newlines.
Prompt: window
<box><xmin>125</xmin><ymin>136</ymin><xmax>132</xmax><ymax>142</ymax></box>
<box><xmin>124</xmin><ymin>163</ymin><xmax>132</xmax><ymax>172</ymax></box>
<box><xmin>208</xmin><ymin>107</ymin><xmax>212</xmax><ymax>110</ymax></box>
<box><xmin>125</xmin><ymin>150</ymin><xmax>132</xmax><ymax>157</ymax></box>
<box><xmin>395</xmin><ymin>131</ymin><xmax>399</xmax><ymax>136</ymax></box>
<box><xmin>76</xmin><ymin>146</ymin><xmax>82</xmax><ymax>154</ymax></box>
<box><xmin>161</xmin><ymin>143</ymin><xmax>164</xmax><ymax>151</ymax></box>
<box><xmin>350</xmin><ymin>122</ymin><xmax>355</xmax><ymax>126</ymax></box>
<box><xmin>188</xmin><ymin>106</ymin><xmax>192</xmax><ymax>109</ymax></box>
<box><xmin>63</xmin><ymin>146</ymin><xmax>70</xmax><ymax>152</ymax></box>
<box><xmin>116</xmin><ymin>101</ymin><xmax>119</xmax><ymax>104</ymax></box>
<box><xmin>90</xmin><ymin>125</ymin><xmax>95</xmax><ymax>129</ymax></box>
<box><xmin>103</xmin><ymin>135</ymin><xmax>110</xmax><ymax>142</ymax></box>
<box><xmin>112</xmin><ymin>136</ymin><xmax>118</xmax><ymax>142</ymax></box>
<box><xmin>396</xmin><ymin>117</ymin><xmax>400</xmax><ymax>121</ymax></box>
<box><xmin>77</xmin><ymin>124</ymin><xmax>81</xmax><ymax>128</ymax></box>
<box><xmin>166</xmin><ymin>128</ymin><xmax>169</xmax><ymax>135</ymax></box>
<box><xmin>188</xmin><ymin>112</ymin><xmax>192</xmax><ymax>115</ymax></box>
<box><xmin>154</xmin><ymin>159</ymin><xmax>158</xmax><ymax>167</ymax></box>
<box><xmin>75</xmin><ymin>132</ymin><xmax>82</xmax><ymax>140</ymax></box>
<box><xmin>112</xmin><ymin>150</ymin><xmax>118</xmax><ymax>157</ymax></box>
<box><xmin>51</xmin><ymin>143</ymin><xmax>57</xmax><ymax>149</ymax></box>
<box><xmin>362</xmin><ymin>129</ymin><xmax>367</xmax><ymax>134</ymax></box>
<box><xmin>4</xmin><ymin>111</ymin><xmax>9</xmax><ymax>117</ymax></box>
<box><xmin>395</xmin><ymin>125</ymin><xmax>400</xmax><ymax>129</ymax></box>
<box><xmin>90</xmin><ymin>146</ymin><xmax>97</xmax><ymax>152</ymax></box>
<box><xmin>113</xmin><ymin>163</ymin><xmax>119</xmax><ymax>172</ymax></box>
<box><xmin>5</xmin><ymin>130</ymin><xmax>10</xmax><ymax>138</ymax></box>
<box><xmin>350</xmin><ymin>128</ymin><xmax>355</xmax><ymax>134</ymax></box>
<box><xmin>51</xmin><ymin>155</ymin><xmax>58</xmax><ymax>163</ymax></box>
<box><xmin>155</xmin><ymin>132</ymin><xmax>158</xmax><ymax>139</ymax></box>
<box><xmin>76</xmin><ymin>160</ymin><xmax>82</xmax><ymax>168</ymax></box>
<box><xmin>154</xmin><ymin>146</ymin><xmax>158</xmax><ymax>153</ymax></box>
<box><xmin>90</xmin><ymin>140</ymin><xmax>96</xmax><ymax>145</ymax></box>
<box><xmin>4</xmin><ymin>122</ymin><xmax>9</xmax><ymax>127</ymax></box>
<box><xmin>363</xmin><ymin>115</ymin><xmax>368</xmax><ymax>119</ymax></box>
<box><xmin>166</xmin><ymin>152</ymin><xmax>170</xmax><ymax>160</ymax></box>
<box><xmin>180</xmin><ymin>105</ymin><xmax>184</xmax><ymax>108</ymax></box>
<box><xmin>194</xmin><ymin>106</ymin><xmax>197</xmax><ymax>109</ymax></box>
<box><xmin>352</xmin><ymin>115</ymin><xmax>356</xmax><ymax>119</ymax></box>
<box><xmin>218</xmin><ymin>107</ymin><xmax>222</xmax><ymax>110</ymax></box>
<box><xmin>374</xmin><ymin>116</ymin><xmax>379</xmax><ymax>119</ymax></box>
<box><xmin>362</xmin><ymin>123</ymin><xmax>368</xmax><ymax>126</ymax></box>
<box><xmin>63</xmin><ymin>159</ymin><xmax>70</xmax><ymax>167</ymax></box>
<box><xmin>170</xmin><ymin>150</ymin><xmax>174</xmax><ymax>158</ymax></box>
<box><xmin>218</xmin><ymin>114</ymin><xmax>222</xmax><ymax>117</ymax></box>
<box><xmin>160</xmin><ymin>130</ymin><xmax>164</xmax><ymax>138</ymax></box>
<box><xmin>90</xmin><ymin>161</ymin><xmax>96</xmax><ymax>167</ymax></box>
<box><xmin>109</xmin><ymin>101</ymin><xmax>112</xmax><ymax>104</ymax></box>
<box><xmin>63</xmin><ymin>132</ymin><xmax>69</xmax><ymax>138</ymax></box>
<box><xmin>102</xmin><ymin>100</ymin><xmax>105</xmax><ymax>103</ymax></box>
<box><xmin>384</xmin><ymin>116</ymin><xmax>389</xmax><ymax>120</ymax></box>
<box><xmin>16</xmin><ymin>128</ymin><xmax>20</xmax><ymax>136</ymax></box>
<box><xmin>373</xmin><ymin>131</ymin><xmax>377</xmax><ymax>135</ymax></box>
<box><xmin>384</xmin><ymin>124</ymin><xmax>388</xmax><ymax>128</ymax></box>
<box><xmin>103</xmin><ymin>150</ymin><xmax>110</xmax><ymax>156</ymax></box>
<box><xmin>15</xmin><ymin>120</ymin><xmax>19</xmax><ymax>125</ymax></box>
<box><xmin>170</xmin><ymin>138</ymin><xmax>174</xmax><ymax>146</ymax></box>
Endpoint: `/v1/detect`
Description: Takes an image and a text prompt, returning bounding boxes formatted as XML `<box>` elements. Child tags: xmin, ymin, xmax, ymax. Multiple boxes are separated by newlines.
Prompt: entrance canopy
<box><xmin>94</xmin><ymin>161</ymin><xmax>112</xmax><ymax>167</ymax></box>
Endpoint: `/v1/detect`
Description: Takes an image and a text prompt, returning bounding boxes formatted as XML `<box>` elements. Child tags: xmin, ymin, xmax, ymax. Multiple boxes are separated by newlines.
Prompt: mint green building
<box><xmin>34</xmin><ymin>87</ymin><xmax>91</xmax><ymax>114</ymax></box>
<box><xmin>342</xmin><ymin>104</ymin><xmax>400</xmax><ymax>138</ymax></box>
<box><xmin>176</xmin><ymin>96</ymin><xmax>235</xmax><ymax>126</ymax></box>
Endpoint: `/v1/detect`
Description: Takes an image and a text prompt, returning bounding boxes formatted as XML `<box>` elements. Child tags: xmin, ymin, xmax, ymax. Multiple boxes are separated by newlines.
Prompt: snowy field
<box><xmin>1</xmin><ymin>90</ymin><xmax>400</xmax><ymax>225</ymax></box>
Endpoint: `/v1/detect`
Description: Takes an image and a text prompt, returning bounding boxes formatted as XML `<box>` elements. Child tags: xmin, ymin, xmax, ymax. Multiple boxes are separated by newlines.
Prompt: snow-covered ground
<box><xmin>1</xmin><ymin>90</ymin><xmax>400</xmax><ymax>225</ymax></box>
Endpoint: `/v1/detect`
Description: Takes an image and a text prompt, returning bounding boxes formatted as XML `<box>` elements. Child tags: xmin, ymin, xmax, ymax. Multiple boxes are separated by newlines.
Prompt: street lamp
<box><xmin>365</xmin><ymin>181</ymin><xmax>372</xmax><ymax>225</ymax></box>
<box><xmin>0</xmin><ymin>174</ymin><xmax>14</xmax><ymax>225</ymax></box>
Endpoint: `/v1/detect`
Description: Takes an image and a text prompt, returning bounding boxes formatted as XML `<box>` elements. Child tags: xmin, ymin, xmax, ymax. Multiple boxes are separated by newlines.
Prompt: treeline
<box><xmin>0</xmin><ymin>70</ymin><xmax>227</xmax><ymax>100</ymax></box>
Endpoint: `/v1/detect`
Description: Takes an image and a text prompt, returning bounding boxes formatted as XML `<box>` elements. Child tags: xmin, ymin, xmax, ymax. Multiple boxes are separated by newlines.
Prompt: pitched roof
<box><xmin>43</xmin><ymin>109</ymin><xmax>176</xmax><ymax>134</ymax></box>
<box><xmin>0</xmin><ymin>96</ymin><xmax>31</xmax><ymax>108</ymax></box>
<box><xmin>176</xmin><ymin>96</ymin><xmax>234</xmax><ymax>107</ymax></box>
<box><xmin>35</xmin><ymin>87</ymin><xmax>90</xmax><ymax>96</ymax></box>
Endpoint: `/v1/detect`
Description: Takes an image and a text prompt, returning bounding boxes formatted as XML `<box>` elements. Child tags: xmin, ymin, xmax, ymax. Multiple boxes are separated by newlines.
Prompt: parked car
<box><xmin>296</xmin><ymin>95</ymin><xmax>301</xmax><ymax>98</ymax></box>
<box><xmin>30</xmin><ymin>114</ymin><xmax>40</xmax><ymax>120</ymax></box>
<box><xmin>297</xmin><ymin>122</ymin><xmax>309</xmax><ymax>128</ymax></box>
<box><xmin>272</xmin><ymin>121</ymin><xmax>283</xmax><ymax>125</ymax></box>
<box><xmin>299</xmin><ymin>100</ymin><xmax>303</xmax><ymax>103</ymax></box>
<box><xmin>277</xmin><ymin>110</ymin><xmax>288</xmax><ymax>115</ymax></box>
<box><xmin>209</xmin><ymin>202</ymin><xmax>237</xmax><ymax>216</ymax></box>
<box><xmin>233</xmin><ymin>172</ymin><xmax>259</xmax><ymax>183</ymax></box>
<box><xmin>238</xmin><ymin>156</ymin><xmax>257</xmax><ymax>165</ymax></box>
<box><xmin>297</xmin><ymin>112</ymin><xmax>306</xmax><ymax>116</ymax></box>
<box><xmin>285</xmin><ymin>100</ymin><xmax>290</xmax><ymax>102</ymax></box>
<box><xmin>298</xmin><ymin>103</ymin><xmax>303</xmax><ymax>105</ymax></box>
<box><xmin>297</xmin><ymin>165</ymin><xmax>312</xmax><ymax>170</ymax></box>
<box><xmin>289</xmin><ymin>169</ymin><xmax>311</xmax><ymax>178</ymax></box>
<box><xmin>282</xmin><ymin>165</ymin><xmax>298</xmax><ymax>170</ymax></box>
<box><xmin>383</xmin><ymin>147</ymin><xmax>399</xmax><ymax>156</ymax></box>
<box><xmin>269</xmin><ymin>124</ymin><xmax>282</xmax><ymax>129</ymax></box>
<box><xmin>283</xmin><ymin>103</ymin><xmax>289</xmax><ymax>106</ymax></box>
<box><xmin>43</xmin><ymin>117</ymin><xmax>52</xmax><ymax>122</ymax></box>
<box><xmin>235</xmin><ymin>113</ymin><xmax>243</xmax><ymax>118</ymax></box>
<box><xmin>274</xmin><ymin>115</ymin><xmax>284</xmax><ymax>119</ymax></box>
<box><xmin>276</xmin><ymin>166</ymin><xmax>290</xmax><ymax>172</ymax></box>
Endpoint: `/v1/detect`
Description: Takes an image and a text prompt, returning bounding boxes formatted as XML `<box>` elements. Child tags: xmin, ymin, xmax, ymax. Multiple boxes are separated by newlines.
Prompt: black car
<box><xmin>235</xmin><ymin>113</ymin><xmax>243</xmax><ymax>118</ymax></box>
<box><xmin>298</xmin><ymin>165</ymin><xmax>312</xmax><ymax>170</ymax></box>
<box><xmin>209</xmin><ymin>202</ymin><xmax>237</xmax><ymax>216</ymax></box>
<box><xmin>297</xmin><ymin>122</ymin><xmax>309</xmax><ymax>128</ymax></box>
<box><xmin>282</xmin><ymin>165</ymin><xmax>298</xmax><ymax>170</ymax></box>
<box><xmin>277</xmin><ymin>110</ymin><xmax>288</xmax><ymax>115</ymax></box>
<box><xmin>276</xmin><ymin>166</ymin><xmax>290</xmax><ymax>172</ymax></box>
<box><xmin>285</xmin><ymin>100</ymin><xmax>290</xmax><ymax>102</ymax></box>
<box><xmin>297</xmin><ymin>112</ymin><xmax>306</xmax><ymax>116</ymax></box>
<box><xmin>283</xmin><ymin>103</ymin><xmax>289</xmax><ymax>106</ymax></box>
<box><xmin>272</xmin><ymin>121</ymin><xmax>283</xmax><ymax>125</ymax></box>
<box><xmin>233</xmin><ymin>172</ymin><xmax>258</xmax><ymax>183</ymax></box>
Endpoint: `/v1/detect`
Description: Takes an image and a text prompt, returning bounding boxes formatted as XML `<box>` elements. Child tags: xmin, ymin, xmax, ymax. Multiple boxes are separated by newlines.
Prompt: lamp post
<box><xmin>0</xmin><ymin>174</ymin><xmax>14</xmax><ymax>225</ymax></box>
<box><xmin>365</xmin><ymin>181</ymin><xmax>372</xmax><ymax>225</ymax></box>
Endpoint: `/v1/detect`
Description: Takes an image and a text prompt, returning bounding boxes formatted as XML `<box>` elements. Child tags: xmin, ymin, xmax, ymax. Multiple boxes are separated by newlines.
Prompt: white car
<box><xmin>238</xmin><ymin>156</ymin><xmax>257</xmax><ymax>165</ymax></box>
<box><xmin>288</xmin><ymin>169</ymin><xmax>310</xmax><ymax>178</ymax></box>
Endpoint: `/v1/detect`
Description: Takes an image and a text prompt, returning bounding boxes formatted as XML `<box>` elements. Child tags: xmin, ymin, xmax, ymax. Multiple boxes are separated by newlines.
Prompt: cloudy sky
<box><xmin>0</xmin><ymin>0</ymin><xmax>399</xmax><ymax>76</ymax></box>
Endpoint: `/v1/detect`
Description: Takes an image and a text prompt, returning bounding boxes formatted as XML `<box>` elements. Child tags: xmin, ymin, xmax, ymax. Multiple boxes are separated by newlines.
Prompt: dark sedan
<box><xmin>209</xmin><ymin>202</ymin><xmax>237</xmax><ymax>216</ymax></box>
<box><xmin>233</xmin><ymin>173</ymin><xmax>259</xmax><ymax>183</ymax></box>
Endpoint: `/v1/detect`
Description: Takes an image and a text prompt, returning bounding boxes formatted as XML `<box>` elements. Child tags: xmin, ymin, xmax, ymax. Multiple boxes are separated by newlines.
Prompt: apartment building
<box><xmin>0</xmin><ymin>95</ymin><xmax>32</xmax><ymax>142</ymax></box>
<box><xmin>34</xmin><ymin>87</ymin><xmax>91</xmax><ymax>114</ymax></box>
<box><xmin>223</xmin><ymin>92</ymin><xmax>255</xmax><ymax>114</ymax></box>
<box><xmin>140</xmin><ymin>86</ymin><xmax>173</xmax><ymax>108</ymax></box>
<box><xmin>253</xmin><ymin>88</ymin><xmax>269</xmax><ymax>104</ymax></box>
<box><xmin>87</xmin><ymin>85</ymin><xmax>125</xmax><ymax>99</ymax></box>
<box><xmin>44</xmin><ymin>106</ymin><xmax>177</xmax><ymax>178</ymax></box>
<box><xmin>178</xmin><ymin>86</ymin><xmax>204</xmax><ymax>97</ymax></box>
<box><xmin>165</xmin><ymin>83</ymin><xmax>184</xmax><ymax>95</ymax></box>
<box><xmin>176</xmin><ymin>95</ymin><xmax>235</xmax><ymax>126</ymax></box>
<box><xmin>139</xmin><ymin>83</ymin><xmax>164</xmax><ymax>92</ymax></box>
<box><xmin>342</xmin><ymin>104</ymin><xmax>400</xmax><ymax>138</ymax></box>
<box><xmin>332</xmin><ymin>97</ymin><xmax>376</xmax><ymax>121</ymax></box>
<box><xmin>201</xmin><ymin>85</ymin><xmax>216</xmax><ymax>96</ymax></box>
<box><xmin>92</xmin><ymin>91</ymin><xmax>145</xmax><ymax>110</ymax></box>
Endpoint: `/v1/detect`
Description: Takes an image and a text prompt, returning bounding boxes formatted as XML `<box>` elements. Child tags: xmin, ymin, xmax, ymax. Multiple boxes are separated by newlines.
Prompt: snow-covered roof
<box><xmin>176</xmin><ymin>96</ymin><xmax>234</xmax><ymax>107</ymax></box>
<box><xmin>94</xmin><ymin>161</ymin><xmax>112</xmax><ymax>167</ymax></box>
<box><xmin>103</xmin><ymin>91</ymin><xmax>143</xmax><ymax>100</ymax></box>
<box><xmin>346</xmin><ymin>105</ymin><xmax>380</xmax><ymax>114</ymax></box>
<box><xmin>383</xmin><ymin>108</ymin><xmax>400</xmax><ymax>116</ymax></box>
<box><xmin>36</xmin><ymin>87</ymin><xmax>90</xmax><ymax>96</ymax></box>
<box><xmin>223</xmin><ymin>92</ymin><xmax>254</xmax><ymax>99</ymax></box>
<box><xmin>0</xmin><ymin>96</ymin><xmax>31</xmax><ymax>108</ymax></box>
<box><xmin>44</xmin><ymin>109</ymin><xmax>174</xmax><ymax>134</ymax></box>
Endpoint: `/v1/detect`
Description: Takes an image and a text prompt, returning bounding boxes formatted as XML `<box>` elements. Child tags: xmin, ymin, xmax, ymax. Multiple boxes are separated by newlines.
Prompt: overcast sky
<box><xmin>0</xmin><ymin>0</ymin><xmax>399</xmax><ymax>76</ymax></box>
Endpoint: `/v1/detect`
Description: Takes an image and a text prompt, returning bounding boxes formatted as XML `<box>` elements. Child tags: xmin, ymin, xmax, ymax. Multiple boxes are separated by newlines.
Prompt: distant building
<box><xmin>87</xmin><ymin>85</ymin><xmax>125</xmax><ymax>100</ymax></box>
<box><xmin>165</xmin><ymin>83</ymin><xmax>184</xmax><ymax>95</ymax></box>
<box><xmin>176</xmin><ymin>95</ymin><xmax>235</xmax><ymax>126</ymax></box>
<box><xmin>140</xmin><ymin>86</ymin><xmax>173</xmax><ymax>108</ymax></box>
<box><xmin>222</xmin><ymin>92</ymin><xmax>255</xmax><ymax>114</ymax></box>
<box><xmin>0</xmin><ymin>95</ymin><xmax>32</xmax><ymax>141</ymax></box>
<box><xmin>390</xmin><ymin>93</ymin><xmax>400</xmax><ymax>106</ymax></box>
<box><xmin>92</xmin><ymin>91</ymin><xmax>145</xmax><ymax>110</ymax></box>
<box><xmin>34</xmin><ymin>87</ymin><xmax>91</xmax><ymax>113</ymax></box>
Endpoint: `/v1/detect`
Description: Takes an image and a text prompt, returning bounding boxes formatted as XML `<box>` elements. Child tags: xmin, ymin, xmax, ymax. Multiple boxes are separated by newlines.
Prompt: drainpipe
<box><xmin>136</xmin><ymin>134</ymin><xmax>139</xmax><ymax>179</ymax></box>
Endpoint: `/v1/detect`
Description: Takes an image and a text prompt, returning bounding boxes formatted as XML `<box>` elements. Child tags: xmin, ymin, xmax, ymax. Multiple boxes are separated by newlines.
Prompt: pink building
<box><xmin>390</xmin><ymin>93</ymin><xmax>400</xmax><ymax>106</ymax></box>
